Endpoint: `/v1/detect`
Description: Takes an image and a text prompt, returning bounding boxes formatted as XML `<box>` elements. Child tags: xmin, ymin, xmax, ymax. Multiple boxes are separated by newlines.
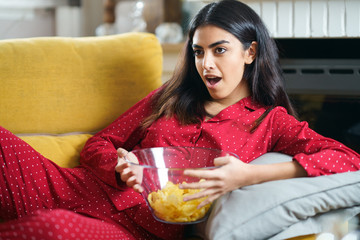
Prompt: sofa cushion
<box><xmin>0</xmin><ymin>32</ymin><xmax>162</xmax><ymax>135</ymax></box>
<box><xmin>201</xmin><ymin>153</ymin><xmax>360</xmax><ymax>240</ymax></box>
<box><xmin>19</xmin><ymin>133</ymin><xmax>92</xmax><ymax>168</ymax></box>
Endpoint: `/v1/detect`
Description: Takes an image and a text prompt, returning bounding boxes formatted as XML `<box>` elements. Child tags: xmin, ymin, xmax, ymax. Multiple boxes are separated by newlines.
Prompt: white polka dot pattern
<box><xmin>0</xmin><ymin>125</ymin><xmax>184</xmax><ymax>239</ymax></box>
<box><xmin>82</xmin><ymin>92</ymin><xmax>359</xmax><ymax>181</ymax></box>
<box><xmin>0</xmin><ymin>209</ymin><xmax>135</xmax><ymax>240</ymax></box>
<box><xmin>1</xmin><ymin>90</ymin><xmax>359</xmax><ymax>239</ymax></box>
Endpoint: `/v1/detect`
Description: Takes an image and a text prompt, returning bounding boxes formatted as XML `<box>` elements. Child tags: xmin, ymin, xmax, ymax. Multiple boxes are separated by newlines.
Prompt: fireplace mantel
<box><xmin>242</xmin><ymin>0</ymin><xmax>360</xmax><ymax>38</ymax></box>
<box><xmin>184</xmin><ymin>0</ymin><xmax>360</xmax><ymax>38</ymax></box>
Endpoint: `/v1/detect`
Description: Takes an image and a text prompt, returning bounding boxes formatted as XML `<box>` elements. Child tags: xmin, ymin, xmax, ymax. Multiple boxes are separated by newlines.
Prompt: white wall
<box><xmin>79</xmin><ymin>0</ymin><xmax>103</xmax><ymax>37</ymax></box>
<box><xmin>0</xmin><ymin>0</ymin><xmax>103</xmax><ymax>39</ymax></box>
<box><xmin>0</xmin><ymin>7</ymin><xmax>55</xmax><ymax>39</ymax></box>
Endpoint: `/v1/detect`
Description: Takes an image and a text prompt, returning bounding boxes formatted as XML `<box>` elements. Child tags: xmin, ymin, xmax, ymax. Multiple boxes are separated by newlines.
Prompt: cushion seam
<box><xmin>16</xmin><ymin>132</ymin><xmax>95</xmax><ymax>137</ymax></box>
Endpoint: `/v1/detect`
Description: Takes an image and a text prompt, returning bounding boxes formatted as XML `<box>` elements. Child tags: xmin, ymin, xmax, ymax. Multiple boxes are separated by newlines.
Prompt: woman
<box><xmin>1</xmin><ymin>0</ymin><xmax>359</xmax><ymax>239</ymax></box>
<box><xmin>116</xmin><ymin>0</ymin><xmax>360</xmax><ymax>207</ymax></box>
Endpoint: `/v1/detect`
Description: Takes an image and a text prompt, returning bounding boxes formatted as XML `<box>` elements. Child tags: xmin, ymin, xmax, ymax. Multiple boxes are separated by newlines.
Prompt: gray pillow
<box><xmin>199</xmin><ymin>153</ymin><xmax>360</xmax><ymax>240</ymax></box>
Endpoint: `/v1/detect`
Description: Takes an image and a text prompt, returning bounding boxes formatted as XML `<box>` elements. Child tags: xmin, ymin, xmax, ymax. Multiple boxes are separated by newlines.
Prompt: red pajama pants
<box><xmin>0</xmin><ymin>127</ymin><xmax>183</xmax><ymax>240</ymax></box>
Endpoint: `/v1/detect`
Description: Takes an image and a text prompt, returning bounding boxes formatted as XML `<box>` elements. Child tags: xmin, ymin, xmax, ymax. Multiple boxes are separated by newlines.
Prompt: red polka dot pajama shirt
<box><xmin>1</xmin><ymin>89</ymin><xmax>359</xmax><ymax>239</ymax></box>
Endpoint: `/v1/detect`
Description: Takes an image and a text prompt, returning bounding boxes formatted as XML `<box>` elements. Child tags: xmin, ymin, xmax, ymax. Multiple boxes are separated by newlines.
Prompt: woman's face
<box><xmin>192</xmin><ymin>25</ymin><xmax>256</xmax><ymax>106</ymax></box>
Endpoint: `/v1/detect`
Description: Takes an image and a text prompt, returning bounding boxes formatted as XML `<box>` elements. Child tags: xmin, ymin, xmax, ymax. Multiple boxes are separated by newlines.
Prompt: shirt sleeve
<box><xmin>269</xmin><ymin>107</ymin><xmax>360</xmax><ymax>176</ymax></box>
<box><xmin>79</xmin><ymin>90</ymin><xmax>157</xmax><ymax>188</ymax></box>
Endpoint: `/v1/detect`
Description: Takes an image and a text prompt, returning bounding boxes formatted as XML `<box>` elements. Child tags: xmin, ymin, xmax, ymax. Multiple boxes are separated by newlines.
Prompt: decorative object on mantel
<box><xmin>115</xmin><ymin>0</ymin><xmax>147</xmax><ymax>33</ymax></box>
<box><xmin>182</xmin><ymin>0</ymin><xmax>207</xmax><ymax>31</ymax></box>
<box><xmin>96</xmin><ymin>0</ymin><xmax>147</xmax><ymax>36</ymax></box>
<box><xmin>96</xmin><ymin>0</ymin><xmax>117</xmax><ymax>36</ymax></box>
<box><xmin>155</xmin><ymin>22</ymin><xmax>183</xmax><ymax>44</ymax></box>
<box><xmin>96</xmin><ymin>0</ymin><xmax>184</xmax><ymax>40</ymax></box>
<box><xmin>146</xmin><ymin>0</ymin><xmax>183</xmax><ymax>43</ymax></box>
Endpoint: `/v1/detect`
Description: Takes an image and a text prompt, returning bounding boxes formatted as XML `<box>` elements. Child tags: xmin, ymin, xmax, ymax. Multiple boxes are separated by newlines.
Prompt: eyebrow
<box><xmin>192</xmin><ymin>40</ymin><xmax>230</xmax><ymax>49</ymax></box>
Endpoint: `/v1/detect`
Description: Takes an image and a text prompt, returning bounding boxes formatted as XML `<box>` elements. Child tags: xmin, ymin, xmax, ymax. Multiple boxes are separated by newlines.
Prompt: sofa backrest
<box><xmin>0</xmin><ymin>32</ymin><xmax>163</xmax><ymax>135</ymax></box>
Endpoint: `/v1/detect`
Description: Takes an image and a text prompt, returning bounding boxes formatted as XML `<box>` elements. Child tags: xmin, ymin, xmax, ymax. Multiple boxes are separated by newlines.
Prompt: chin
<box><xmin>208</xmin><ymin>93</ymin><xmax>225</xmax><ymax>101</ymax></box>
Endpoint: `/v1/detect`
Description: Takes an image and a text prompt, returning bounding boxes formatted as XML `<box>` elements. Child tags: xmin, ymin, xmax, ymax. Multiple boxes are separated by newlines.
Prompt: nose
<box><xmin>202</xmin><ymin>53</ymin><xmax>215</xmax><ymax>70</ymax></box>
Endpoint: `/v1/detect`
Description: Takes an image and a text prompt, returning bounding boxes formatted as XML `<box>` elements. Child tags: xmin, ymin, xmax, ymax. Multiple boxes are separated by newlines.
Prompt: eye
<box><xmin>193</xmin><ymin>49</ymin><xmax>203</xmax><ymax>57</ymax></box>
<box><xmin>215</xmin><ymin>47</ymin><xmax>226</xmax><ymax>54</ymax></box>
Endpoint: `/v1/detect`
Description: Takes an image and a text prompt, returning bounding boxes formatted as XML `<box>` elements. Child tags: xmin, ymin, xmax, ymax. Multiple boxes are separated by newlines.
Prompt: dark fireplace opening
<box><xmin>276</xmin><ymin>39</ymin><xmax>360</xmax><ymax>153</ymax></box>
<box><xmin>290</xmin><ymin>94</ymin><xmax>360</xmax><ymax>153</ymax></box>
<box><xmin>276</xmin><ymin>38</ymin><xmax>360</xmax><ymax>60</ymax></box>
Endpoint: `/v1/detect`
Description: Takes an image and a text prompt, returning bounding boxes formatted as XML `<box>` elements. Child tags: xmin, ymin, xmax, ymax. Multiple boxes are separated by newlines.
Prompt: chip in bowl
<box><xmin>147</xmin><ymin>181</ymin><xmax>211</xmax><ymax>223</ymax></box>
<box><xmin>125</xmin><ymin>147</ymin><xmax>238</xmax><ymax>224</ymax></box>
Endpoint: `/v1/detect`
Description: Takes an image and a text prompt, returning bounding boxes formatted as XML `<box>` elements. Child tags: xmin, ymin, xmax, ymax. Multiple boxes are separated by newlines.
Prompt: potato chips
<box><xmin>147</xmin><ymin>181</ymin><xmax>211</xmax><ymax>223</ymax></box>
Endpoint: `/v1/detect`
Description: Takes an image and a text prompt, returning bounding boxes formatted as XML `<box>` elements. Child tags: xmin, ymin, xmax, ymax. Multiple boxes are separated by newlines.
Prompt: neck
<box><xmin>204</xmin><ymin>95</ymin><xmax>249</xmax><ymax>120</ymax></box>
<box><xmin>205</xmin><ymin>81</ymin><xmax>251</xmax><ymax>119</ymax></box>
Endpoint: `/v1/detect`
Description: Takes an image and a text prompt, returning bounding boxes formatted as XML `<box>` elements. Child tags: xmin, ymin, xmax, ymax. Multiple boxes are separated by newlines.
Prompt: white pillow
<box><xmin>200</xmin><ymin>153</ymin><xmax>360</xmax><ymax>240</ymax></box>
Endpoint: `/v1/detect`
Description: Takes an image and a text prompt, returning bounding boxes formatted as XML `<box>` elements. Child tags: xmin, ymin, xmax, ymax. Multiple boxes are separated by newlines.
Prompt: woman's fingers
<box><xmin>182</xmin><ymin>187</ymin><xmax>221</xmax><ymax>208</ymax></box>
<box><xmin>117</xmin><ymin>148</ymin><xmax>128</xmax><ymax>157</ymax></box>
<box><xmin>180</xmin><ymin>178</ymin><xmax>223</xmax><ymax>209</ymax></box>
<box><xmin>195</xmin><ymin>192</ymin><xmax>219</xmax><ymax>209</ymax></box>
<box><xmin>125</xmin><ymin>175</ymin><xmax>144</xmax><ymax>193</ymax></box>
<box><xmin>214</xmin><ymin>155</ymin><xmax>232</xmax><ymax>166</ymax></box>
<box><xmin>133</xmin><ymin>183</ymin><xmax>144</xmax><ymax>193</ymax></box>
<box><xmin>115</xmin><ymin>148</ymin><xmax>129</xmax><ymax>172</ymax></box>
<box><xmin>118</xmin><ymin>166</ymin><xmax>143</xmax><ymax>192</ymax></box>
<box><xmin>119</xmin><ymin>166</ymin><xmax>132</xmax><ymax>181</ymax></box>
<box><xmin>115</xmin><ymin>148</ymin><xmax>143</xmax><ymax>193</ymax></box>
<box><xmin>183</xmin><ymin>169</ymin><xmax>218</xmax><ymax>180</ymax></box>
<box><xmin>180</xmin><ymin>178</ymin><xmax>221</xmax><ymax>190</ymax></box>
<box><xmin>180</xmin><ymin>155</ymin><xmax>243</xmax><ymax>208</ymax></box>
<box><xmin>126</xmin><ymin>152</ymin><xmax>139</xmax><ymax>164</ymax></box>
<box><xmin>116</xmin><ymin>148</ymin><xmax>139</xmax><ymax>165</ymax></box>
<box><xmin>115</xmin><ymin>160</ymin><xmax>128</xmax><ymax>172</ymax></box>
<box><xmin>183</xmin><ymin>156</ymin><xmax>232</xmax><ymax>179</ymax></box>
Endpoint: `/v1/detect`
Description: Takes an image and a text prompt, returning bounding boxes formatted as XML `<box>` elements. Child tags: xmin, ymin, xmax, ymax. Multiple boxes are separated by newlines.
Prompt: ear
<box><xmin>245</xmin><ymin>41</ymin><xmax>257</xmax><ymax>64</ymax></box>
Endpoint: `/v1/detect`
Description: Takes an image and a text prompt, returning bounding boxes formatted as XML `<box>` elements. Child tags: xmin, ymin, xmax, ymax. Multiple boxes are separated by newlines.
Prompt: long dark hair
<box><xmin>142</xmin><ymin>0</ymin><xmax>297</xmax><ymax>129</ymax></box>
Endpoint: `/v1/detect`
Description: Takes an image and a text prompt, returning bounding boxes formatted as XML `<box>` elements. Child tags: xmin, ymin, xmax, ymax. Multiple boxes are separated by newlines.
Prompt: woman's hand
<box><xmin>181</xmin><ymin>154</ymin><xmax>256</xmax><ymax>208</ymax></box>
<box><xmin>115</xmin><ymin>148</ymin><xmax>144</xmax><ymax>193</ymax></box>
<box><xmin>181</xmin><ymin>154</ymin><xmax>307</xmax><ymax>208</ymax></box>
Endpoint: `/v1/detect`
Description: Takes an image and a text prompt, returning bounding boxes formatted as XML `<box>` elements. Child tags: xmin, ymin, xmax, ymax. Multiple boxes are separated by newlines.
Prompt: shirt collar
<box><xmin>205</xmin><ymin>96</ymin><xmax>265</xmax><ymax>122</ymax></box>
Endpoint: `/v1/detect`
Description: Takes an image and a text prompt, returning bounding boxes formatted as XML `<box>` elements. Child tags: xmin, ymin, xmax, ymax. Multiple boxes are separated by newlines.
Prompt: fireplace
<box><xmin>276</xmin><ymin>38</ymin><xmax>360</xmax><ymax>153</ymax></box>
<box><xmin>178</xmin><ymin>1</ymin><xmax>360</xmax><ymax>153</ymax></box>
<box><xmin>238</xmin><ymin>0</ymin><xmax>360</xmax><ymax>153</ymax></box>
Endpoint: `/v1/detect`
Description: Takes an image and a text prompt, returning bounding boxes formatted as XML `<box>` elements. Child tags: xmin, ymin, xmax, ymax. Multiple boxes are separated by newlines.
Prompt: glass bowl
<box><xmin>125</xmin><ymin>146</ymin><xmax>237</xmax><ymax>224</ymax></box>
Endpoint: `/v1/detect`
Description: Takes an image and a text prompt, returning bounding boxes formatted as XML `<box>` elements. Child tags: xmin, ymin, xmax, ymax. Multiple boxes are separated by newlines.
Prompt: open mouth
<box><xmin>205</xmin><ymin>76</ymin><xmax>222</xmax><ymax>86</ymax></box>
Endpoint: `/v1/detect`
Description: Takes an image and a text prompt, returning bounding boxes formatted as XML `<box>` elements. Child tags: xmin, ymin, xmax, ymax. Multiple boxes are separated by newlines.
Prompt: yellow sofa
<box><xmin>0</xmin><ymin>32</ymin><xmax>324</xmax><ymax>240</ymax></box>
<box><xmin>0</xmin><ymin>32</ymin><xmax>162</xmax><ymax>168</ymax></box>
